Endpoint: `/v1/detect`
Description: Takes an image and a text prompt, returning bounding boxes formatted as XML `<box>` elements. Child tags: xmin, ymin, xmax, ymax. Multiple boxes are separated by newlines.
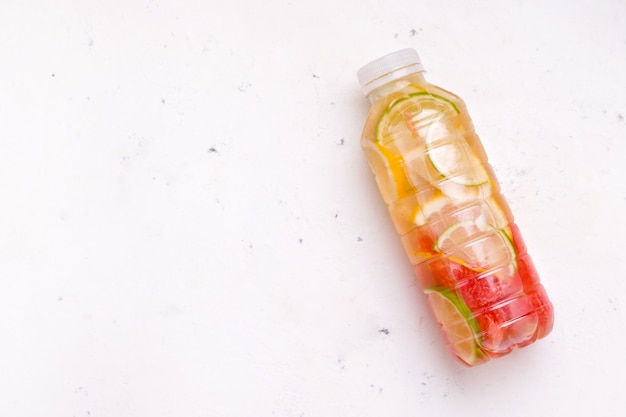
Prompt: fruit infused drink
<box><xmin>356</xmin><ymin>49</ymin><xmax>553</xmax><ymax>366</ymax></box>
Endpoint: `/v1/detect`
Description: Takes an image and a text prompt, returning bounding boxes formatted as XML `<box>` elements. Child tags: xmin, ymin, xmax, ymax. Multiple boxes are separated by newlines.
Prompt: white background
<box><xmin>1</xmin><ymin>1</ymin><xmax>625</xmax><ymax>416</ymax></box>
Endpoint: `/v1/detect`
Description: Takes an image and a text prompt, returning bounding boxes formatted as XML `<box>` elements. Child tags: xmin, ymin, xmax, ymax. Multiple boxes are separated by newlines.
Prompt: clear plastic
<box><xmin>357</xmin><ymin>48</ymin><xmax>425</xmax><ymax>96</ymax></box>
<box><xmin>357</xmin><ymin>49</ymin><xmax>554</xmax><ymax>366</ymax></box>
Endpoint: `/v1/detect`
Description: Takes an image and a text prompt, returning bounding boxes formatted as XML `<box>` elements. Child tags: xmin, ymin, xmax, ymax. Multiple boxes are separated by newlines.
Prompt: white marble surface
<box><xmin>1</xmin><ymin>1</ymin><xmax>625</xmax><ymax>416</ymax></box>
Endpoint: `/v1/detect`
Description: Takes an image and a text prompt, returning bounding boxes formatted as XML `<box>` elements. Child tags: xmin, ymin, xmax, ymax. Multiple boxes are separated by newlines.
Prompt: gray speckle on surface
<box><xmin>238</xmin><ymin>82</ymin><xmax>251</xmax><ymax>93</ymax></box>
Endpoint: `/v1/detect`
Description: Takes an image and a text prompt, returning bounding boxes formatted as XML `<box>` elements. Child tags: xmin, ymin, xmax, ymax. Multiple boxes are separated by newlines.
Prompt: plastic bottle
<box><xmin>356</xmin><ymin>48</ymin><xmax>554</xmax><ymax>366</ymax></box>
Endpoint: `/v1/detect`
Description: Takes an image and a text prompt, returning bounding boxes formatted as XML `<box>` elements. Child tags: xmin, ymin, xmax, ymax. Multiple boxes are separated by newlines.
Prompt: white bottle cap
<box><xmin>357</xmin><ymin>48</ymin><xmax>426</xmax><ymax>96</ymax></box>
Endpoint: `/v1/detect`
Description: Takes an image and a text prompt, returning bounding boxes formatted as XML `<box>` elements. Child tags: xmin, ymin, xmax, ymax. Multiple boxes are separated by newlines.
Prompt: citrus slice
<box><xmin>435</xmin><ymin>221</ymin><xmax>517</xmax><ymax>275</ymax></box>
<box><xmin>375</xmin><ymin>92</ymin><xmax>459</xmax><ymax>144</ymax></box>
<box><xmin>424</xmin><ymin>287</ymin><xmax>483</xmax><ymax>366</ymax></box>
<box><xmin>362</xmin><ymin>142</ymin><xmax>411</xmax><ymax>203</ymax></box>
<box><xmin>484</xmin><ymin>197</ymin><xmax>513</xmax><ymax>239</ymax></box>
<box><xmin>426</xmin><ymin>139</ymin><xmax>489</xmax><ymax>187</ymax></box>
<box><xmin>497</xmin><ymin>227</ymin><xmax>518</xmax><ymax>277</ymax></box>
<box><xmin>435</xmin><ymin>220</ymin><xmax>481</xmax><ymax>252</ymax></box>
<box><xmin>484</xmin><ymin>197</ymin><xmax>509</xmax><ymax>228</ymax></box>
<box><xmin>412</xmin><ymin>194</ymin><xmax>450</xmax><ymax>226</ymax></box>
<box><xmin>436</xmin><ymin>178</ymin><xmax>491</xmax><ymax>203</ymax></box>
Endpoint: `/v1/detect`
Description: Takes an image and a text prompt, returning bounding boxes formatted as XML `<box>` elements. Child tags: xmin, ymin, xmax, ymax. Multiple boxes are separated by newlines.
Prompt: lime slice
<box><xmin>436</xmin><ymin>178</ymin><xmax>491</xmax><ymax>203</ymax></box>
<box><xmin>424</xmin><ymin>287</ymin><xmax>483</xmax><ymax>366</ymax></box>
<box><xmin>497</xmin><ymin>227</ymin><xmax>518</xmax><ymax>277</ymax></box>
<box><xmin>435</xmin><ymin>220</ymin><xmax>482</xmax><ymax>252</ymax></box>
<box><xmin>484</xmin><ymin>197</ymin><xmax>513</xmax><ymax>240</ymax></box>
<box><xmin>426</xmin><ymin>140</ymin><xmax>489</xmax><ymax>187</ymax></box>
<box><xmin>435</xmin><ymin>220</ymin><xmax>517</xmax><ymax>275</ymax></box>
<box><xmin>375</xmin><ymin>92</ymin><xmax>459</xmax><ymax>144</ymax></box>
<box><xmin>484</xmin><ymin>197</ymin><xmax>509</xmax><ymax>229</ymax></box>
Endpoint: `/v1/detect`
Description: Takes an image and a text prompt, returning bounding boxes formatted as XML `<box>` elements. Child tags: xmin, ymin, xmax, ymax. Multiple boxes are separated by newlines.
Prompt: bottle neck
<box><xmin>367</xmin><ymin>72</ymin><xmax>427</xmax><ymax>103</ymax></box>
